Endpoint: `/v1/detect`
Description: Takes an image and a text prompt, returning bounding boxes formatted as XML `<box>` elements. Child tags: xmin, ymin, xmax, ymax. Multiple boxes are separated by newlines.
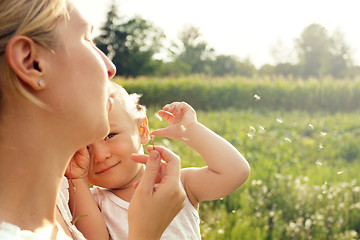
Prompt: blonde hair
<box><xmin>111</xmin><ymin>82</ymin><xmax>147</xmax><ymax>120</ymax></box>
<box><xmin>0</xmin><ymin>0</ymin><xmax>69</xmax><ymax>108</ymax></box>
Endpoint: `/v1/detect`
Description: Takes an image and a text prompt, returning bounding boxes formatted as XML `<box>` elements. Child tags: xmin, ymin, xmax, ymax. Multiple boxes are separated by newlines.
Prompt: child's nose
<box><xmin>92</xmin><ymin>145</ymin><xmax>111</xmax><ymax>164</ymax></box>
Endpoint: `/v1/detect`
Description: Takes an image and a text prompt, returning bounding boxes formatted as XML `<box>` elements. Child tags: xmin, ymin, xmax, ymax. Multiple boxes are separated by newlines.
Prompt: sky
<box><xmin>73</xmin><ymin>0</ymin><xmax>360</xmax><ymax>68</ymax></box>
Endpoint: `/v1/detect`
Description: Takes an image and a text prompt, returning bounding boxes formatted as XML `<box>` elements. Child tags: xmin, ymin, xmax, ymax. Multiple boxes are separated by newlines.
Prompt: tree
<box><xmin>211</xmin><ymin>55</ymin><xmax>239</xmax><ymax>76</ymax></box>
<box><xmin>94</xmin><ymin>3</ymin><xmax>164</xmax><ymax>77</ymax></box>
<box><xmin>295</xmin><ymin>24</ymin><xmax>331</xmax><ymax>78</ymax></box>
<box><xmin>270</xmin><ymin>37</ymin><xmax>296</xmax><ymax>65</ymax></box>
<box><xmin>171</xmin><ymin>26</ymin><xmax>215</xmax><ymax>75</ymax></box>
<box><xmin>327</xmin><ymin>28</ymin><xmax>353</xmax><ymax>79</ymax></box>
<box><xmin>236</xmin><ymin>58</ymin><xmax>256</xmax><ymax>77</ymax></box>
<box><xmin>274</xmin><ymin>63</ymin><xmax>300</xmax><ymax>78</ymax></box>
<box><xmin>259</xmin><ymin>64</ymin><xmax>275</xmax><ymax>76</ymax></box>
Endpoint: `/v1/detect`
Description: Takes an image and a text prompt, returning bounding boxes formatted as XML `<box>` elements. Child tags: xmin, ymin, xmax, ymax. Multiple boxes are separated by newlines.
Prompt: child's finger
<box><xmin>151</xmin><ymin>126</ymin><xmax>174</xmax><ymax>138</ymax></box>
<box><xmin>158</xmin><ymin>110</ymin><xmax>174</xmax><ymax>121</ymax></box>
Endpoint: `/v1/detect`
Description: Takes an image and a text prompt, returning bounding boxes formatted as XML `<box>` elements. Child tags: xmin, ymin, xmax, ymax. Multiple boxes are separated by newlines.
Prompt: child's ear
<box><xmin>138</xmin><ymin>117</ymin><xmax>150</xmax><ymax>144</ymax></box>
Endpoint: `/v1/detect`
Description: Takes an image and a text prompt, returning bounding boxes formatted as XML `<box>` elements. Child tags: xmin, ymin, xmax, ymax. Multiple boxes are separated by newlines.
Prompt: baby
<box><xmin>66</xmin><ymin>83</ymin><xmax>250</xmax><ymax>240</ymax></box>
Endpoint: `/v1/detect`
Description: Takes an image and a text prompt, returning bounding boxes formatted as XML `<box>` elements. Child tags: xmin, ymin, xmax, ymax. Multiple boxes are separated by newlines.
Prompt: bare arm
<box><xmin>152</xmin><ymin>102</ymin><xmax>250</xmax><ymax>207</ymax></box>
<box><xmin>65</xmin><ymin>148</ymin><xmax>109</xmax><ymax>240</ymax></box>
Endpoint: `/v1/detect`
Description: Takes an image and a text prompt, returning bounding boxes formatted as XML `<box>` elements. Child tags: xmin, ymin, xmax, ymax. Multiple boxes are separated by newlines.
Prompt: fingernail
<box><xmin>149</xmin><ymin>150</ymin><xmax>160</xmax><ymax>160</ymax></box>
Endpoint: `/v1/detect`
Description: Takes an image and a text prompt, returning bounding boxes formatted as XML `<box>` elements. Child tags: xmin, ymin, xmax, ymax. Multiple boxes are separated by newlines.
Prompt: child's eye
<box><xmin>104</xmin><ymin>133</ymin><xmax>117</xmax><ymax>141</ymax></box>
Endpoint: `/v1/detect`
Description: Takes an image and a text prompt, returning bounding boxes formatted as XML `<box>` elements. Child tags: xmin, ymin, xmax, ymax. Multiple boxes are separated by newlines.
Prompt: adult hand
<box><xmin>128</xmin><ymin>145</ymin><xmax>186</xmax><ymax>240</ymax></box>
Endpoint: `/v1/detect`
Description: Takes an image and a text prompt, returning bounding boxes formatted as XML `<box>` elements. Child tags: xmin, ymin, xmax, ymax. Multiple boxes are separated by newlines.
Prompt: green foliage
<box><xmin>114</xmin><ymin>76</ymin><xmax>360</xmax><ymax>113</ymax></box>
<box><xmin>145</xmin><ymin>108</ymin><xmax>360</xmax><ymax>240</ymax></box>
<box><xmin>95</xmin><ymin>4</ymin><xmax>358</xmax><ymax>78</ymax></box>
<box><xmin>95</xmin><ymin>3</ymin><xmax>164</xmax><ymax>77</ymax></box>
<box><xmin>294</xmin><ymin>24</ymin><xmax>352</xmax><ymax>79</ymax></box>
<box><xmin>171</xmin><ymin>25</ymin><xmax>215</xmax><ymax>75</ymax></box>
<box><xmin>296</xmin><ymin>24</ymin><xmax>331</xmax><ymax>78</ymax></box>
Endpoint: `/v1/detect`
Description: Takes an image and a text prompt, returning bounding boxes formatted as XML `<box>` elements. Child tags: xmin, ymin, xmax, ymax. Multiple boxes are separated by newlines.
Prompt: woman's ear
<box><xmin>6</xmin><ymin>35</ymin><xmax>46</xmax><ymax>90</ymax></box>
<box><xmin>138</xmin><ymin>117</ymin><xmax>150</xmax><ymax>145</ymax></box>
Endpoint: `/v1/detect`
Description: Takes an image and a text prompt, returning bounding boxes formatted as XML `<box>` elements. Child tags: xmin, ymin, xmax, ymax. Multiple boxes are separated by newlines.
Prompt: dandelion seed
<box><xmin>284</xmin><ymin>137</ymin><xmax>292</xmax><ymax>143</ymax></box>
<box><xmin>182</xmin><ymin>137</ymin><xmax>190</xmax><ymax>141</ymax></box>
<box><xmin>350</xmin><ymin>202</ymin><xmax>360</xmax><ymax>210</ymax></box>
<box><xmin>320</xmin><ymin>131</ymin><xmax>327</xmax><ymax>136</ymax></box>
<box><xmin>247</xmin><ymin>133</ymin><xmax>253</xmax><ymax>139</ymax></box>
<box><xmin>154</xmin><ymin>113</ymin><xmax>162</xmax><ymax>121</ymax></box>
<box><xmin>308</xmin><ymin>123</ymin><xmax>314</xmax><ymax>129</ymax></box>
<box><xmin>259</xmin><ymin>125</ymin><xmax>265</xmax><ymax>131</ymax></box>
<box><xmin>232</xmin><ymin>210</ymin><xmax>236</xmax><ymax>214</ymax></box>
<box><xmin>180</xmin><ymin>125</ymin><xmax>186</xmax><ymax>132</ymax></box>
<box><xmin>319</xmin><ymin>144</ymin><xmax>324</xmax><ymax>149</ymax></box>
<box><xmin>249</xmin><ymin>126</ymin><xmax>256</xmax><ymax>132</ymax></box>
<box><xmin>217</xmin><ymin>229</ymin><xmax>225</xmax><ymax>234</ymax></box>
<box><xmin>337</xmin><ymin>171</ymin><xmax>343</xmax><ymax>175</ymax></box>
<box><xmin>254</xmin><ymin>94</ymin><xmax>261</xmax><ymax>101</ymax></box>
<box><xmin>305</xmin><ymin>219</ymin><xmax>312</xmax><ymax>229</ymax></box>
<box><xmin>352</xmin><ymin>186</ymin><xmax>360</xmax><ymax>192</ymax></box>
<box><xmin>276</xmin><ymin>118</ymin><xmax>283</xmax><ymax>123</ymax></box>
<box><xmin>220</xmin><ymin>198</ymin><xmax>224</xmax><ymax>201</ymax></box>
<box><xmin>315</xmin><ymin>160</ymin><xmax>322</xmax><ymax>166</ymax></box>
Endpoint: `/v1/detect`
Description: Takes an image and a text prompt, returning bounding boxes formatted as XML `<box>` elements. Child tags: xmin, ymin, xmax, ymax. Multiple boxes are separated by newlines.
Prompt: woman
<box><xmin>0</xmin><ymin>0</ymin><xmax>185</xmax><ymax>239</ymax></box>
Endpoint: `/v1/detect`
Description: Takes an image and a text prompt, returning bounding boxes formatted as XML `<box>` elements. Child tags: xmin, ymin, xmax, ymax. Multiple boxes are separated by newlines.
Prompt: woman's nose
<box><xmin>96</xmin><ymin>46</ymin><xmax>116</xmax><ymax>79</ymax></box>
<box><xmin>106</xmin><ymin>60</ymin><xmax>116</xmax><ymax>79</ymax></box>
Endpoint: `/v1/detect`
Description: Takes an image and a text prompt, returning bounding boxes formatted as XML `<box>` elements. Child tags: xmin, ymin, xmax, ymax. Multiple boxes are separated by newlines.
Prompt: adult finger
<box><xmin>135</xmin><ymin>150</ymin><xmax>161</xmax><ymax>193</ymax></box>
<box><xmin>131</xmin><ymin>154</ymin><xmax>149</xmax><ymax>164</ymax></box>
<box><xmin>146</xmin><ymin>145</ymin><xmax>181</xmax><ymax>179</ymax></box>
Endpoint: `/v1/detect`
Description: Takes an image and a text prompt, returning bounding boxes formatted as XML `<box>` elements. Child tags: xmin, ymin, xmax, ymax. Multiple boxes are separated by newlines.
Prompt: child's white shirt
<box><xmin>91</xmin><ymin>185</ymin><xmax>201</xmax><ymax>240</ymax></box>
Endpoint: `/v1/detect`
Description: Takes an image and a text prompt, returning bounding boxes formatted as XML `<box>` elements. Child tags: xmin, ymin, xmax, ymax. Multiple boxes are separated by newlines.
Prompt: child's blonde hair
<box><xmin>0</xmin><ymin>0</ymin><xmax>69</xmax><ymax>109</ymax></box>
<box><xmin>111</xmin><ymin>82</ymin><xmax>147</xmax><ymax>121</ymax></box>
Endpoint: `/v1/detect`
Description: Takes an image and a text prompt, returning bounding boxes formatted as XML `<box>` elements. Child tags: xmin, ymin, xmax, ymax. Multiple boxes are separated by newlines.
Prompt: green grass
<box><xmin>145</xmin><ymin>108</ymin><xmax>360</xmax><ymax>240</ymax></box>
<box><xmin>115</xmin><ymin>76</ymin><xmax>360</xmax><ymax>113</ymax></box>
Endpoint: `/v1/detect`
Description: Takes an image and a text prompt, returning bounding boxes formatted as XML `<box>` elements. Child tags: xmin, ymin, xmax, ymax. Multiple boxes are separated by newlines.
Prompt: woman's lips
<box><xmin>96</xmin><ymin>161</ymin><xmax>120</xmax><ymax>174</ymax></box>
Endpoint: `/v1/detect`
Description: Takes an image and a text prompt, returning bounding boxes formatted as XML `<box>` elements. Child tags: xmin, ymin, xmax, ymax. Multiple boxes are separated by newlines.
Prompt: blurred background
<box><xmin>74</xmin><ymin>0</ymin><xmax>360</xmax><ymax>78</ymax></box>
<box><xmin>74</xmin><ymin>1</ymin><xmax>360</xmax><ymax>239</ymax></box>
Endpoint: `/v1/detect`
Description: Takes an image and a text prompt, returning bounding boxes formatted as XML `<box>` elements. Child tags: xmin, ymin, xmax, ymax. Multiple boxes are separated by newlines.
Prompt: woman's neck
<box><xmin>0</xmin><ymin>145</ymin><xmax>69</xmax><ymax>231</ymax></box>
<box><xmin>0</xmin><ymin>108</ymin><xmax>74</xmax><ymax>232</ymax></box>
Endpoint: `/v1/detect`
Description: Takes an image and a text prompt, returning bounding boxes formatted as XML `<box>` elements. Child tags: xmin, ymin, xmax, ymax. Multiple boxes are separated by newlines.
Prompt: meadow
<box><xmin>115</xmin><ymin>76</ymin><xmax>360</xmax><ymax>239</ymax></box>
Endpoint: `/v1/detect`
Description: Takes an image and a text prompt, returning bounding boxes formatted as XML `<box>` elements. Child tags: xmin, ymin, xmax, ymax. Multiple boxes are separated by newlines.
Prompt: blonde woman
<box><xmin>0</xmin><ymin>0</ymin><xmax>185</xmax><ymax>239</ymax></box>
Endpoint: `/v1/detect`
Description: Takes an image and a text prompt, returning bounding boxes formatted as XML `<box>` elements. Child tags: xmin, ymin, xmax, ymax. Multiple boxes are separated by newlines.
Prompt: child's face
<box><xmin>87</xmin><ymin>103</ymin><xmax>144</xmax><ymax>189</ymax></box>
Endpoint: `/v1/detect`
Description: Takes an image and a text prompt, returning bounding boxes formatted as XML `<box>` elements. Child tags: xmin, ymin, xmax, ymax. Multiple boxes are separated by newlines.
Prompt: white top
<box><xmin>57</xmin><ymin>177</ymin><xmax>86</xmax><ymax>240</ymax></box>
<box><xmin>91</xmin><ymin>186</ymin><xmax>201</xmax><ymax>240</ymax></box>
<box><xmin>0</xmin><ymin>222</ymin><xmax>71</xmax><ymax>240</ymax></box>
<box><xmin>0</xmin><ymin>221</ymin><xmax>71</xmax><ymax>240</ymax></box>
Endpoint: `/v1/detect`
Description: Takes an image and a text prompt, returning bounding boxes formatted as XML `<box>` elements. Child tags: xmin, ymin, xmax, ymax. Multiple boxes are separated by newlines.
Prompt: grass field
<box><xmin>146</xmin><ymin>108</ymin><xmax>360</xmax><ymax>240</ymax></box>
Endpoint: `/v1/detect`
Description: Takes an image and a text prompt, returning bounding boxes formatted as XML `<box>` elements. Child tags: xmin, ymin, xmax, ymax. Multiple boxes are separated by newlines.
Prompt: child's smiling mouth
<box><xmin>96</xmin><ymin>161</ymin><xmax>121</xmax><ymax>174</ymax></box>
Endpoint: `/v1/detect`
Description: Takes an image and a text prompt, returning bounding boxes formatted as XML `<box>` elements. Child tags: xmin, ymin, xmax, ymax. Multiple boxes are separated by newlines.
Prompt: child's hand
<box><xmin>152</xmin><ymin>102</ymin><xmax>197</xmax><ymax>140</ymax></box>
<box><xmin>65</xmin><ymin>147</ymin><xmax>90</xmax><ymax>180</ymax></box>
